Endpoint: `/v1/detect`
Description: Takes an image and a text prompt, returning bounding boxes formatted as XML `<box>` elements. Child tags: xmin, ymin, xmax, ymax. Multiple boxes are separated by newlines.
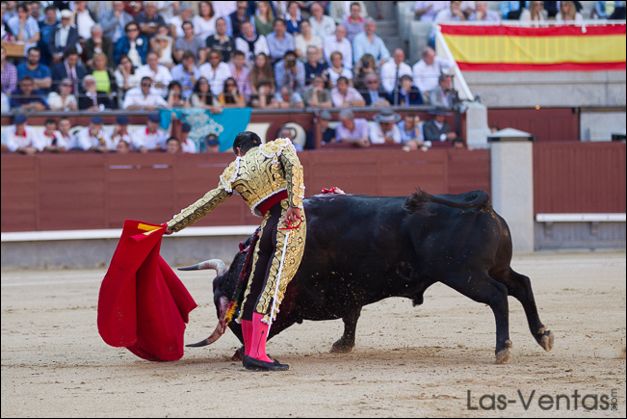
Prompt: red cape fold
<box><xmin>97</xmin><ymin>220</ymin><xmax>197</xmax><ymax>361</ymax></box>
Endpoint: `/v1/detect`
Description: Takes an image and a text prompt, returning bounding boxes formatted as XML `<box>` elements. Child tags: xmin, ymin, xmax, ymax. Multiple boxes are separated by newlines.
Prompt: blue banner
<box><xmin>160</xmin><ymin>108</ymin><xmax>252</xmax><ymax>152</ymax></box>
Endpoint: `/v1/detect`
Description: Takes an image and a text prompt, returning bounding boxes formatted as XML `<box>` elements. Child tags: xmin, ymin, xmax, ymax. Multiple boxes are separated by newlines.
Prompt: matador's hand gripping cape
<box><xmin>97</xmin><ymin>220</ymin><xmax>197</xmax><ymax>361</ymax></box>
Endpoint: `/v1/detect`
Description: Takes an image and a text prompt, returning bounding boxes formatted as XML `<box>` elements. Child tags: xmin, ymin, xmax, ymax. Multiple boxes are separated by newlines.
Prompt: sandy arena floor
<box><xmin>1</xmin><ymin>252</ymin><xmax>625</xmax><ymax>417</ymax></box>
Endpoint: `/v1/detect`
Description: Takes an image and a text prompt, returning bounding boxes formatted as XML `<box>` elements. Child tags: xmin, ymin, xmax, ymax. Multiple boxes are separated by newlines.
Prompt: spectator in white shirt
<box><xmin>115</xmin><ymin>54</ymin><xmax>142</xmax><ymax>95</ymax></box>
<box><xmin>77</xmin><ymin>116</ymin><xmax>111</xmax><ymax>152</ymax></box>
<box><xmin>6</xmin><ymin>114</ymin><xmax>40</xmax><ymax>154</ymax></box>
<box><xmin>235</xmin><ymin>21</ymin><xmax>270</xmax><ymax>61</ymax></box>
<box><xmin>1</xmin><ymin>92</ymin><xmax>9</xmax><ymax>113</ymax></box>
<box><xmin>136</xmin><ymin>51</ymin><xmax>173</xmax><ymax>97</ymax></box>
<box><xmin>199</xmin><ymin>49</ymin><xmax>232</xmax><ymax>95</ymax></box>
<box><xmin>352</xmin><ymin>19</ymin><xmax>390</xmax><ymax>65</ymax></box>
<box><xmin>369</xmin><ymin>109</ymin><xmax>402</xmax><ymax>145</ymax></box>
<box><xmin>414</xmin><ymin>1</ymin><xmax>450</xmax><ymax>22</ymax></box>
<box><xmin>47</xmin><ymin>78</ymin><xmax>78</xmax><ymax>111</ymax></box>
<box><xmin>556</xmin><ymin>1</ymin><xmax>584</xmax><ymax>22</ymax></box>
<box><xmin>38</xmin><ymin>118</ymin><xmax>69</xmax><ymax>153</ymax></box>
<box><xmin>193</xmin><ymin>1</ymin><xmax>218</xmax><ymax>40</ymax></box>
<box><xmin>294</xmin><ymin>20</ymin><xmax>322</xmax><ymax>60</ymax></box>
<box><xmin>133</xmin><ymin>113</ymin><xmax>167</xmax><ymax>152</ymax></box>
<box><xmin>327</xmin><ymin>51</ymin><xmax>353</xmax><ymax>87</ymax></box>
<box><xmin>323</xmin><ymin>24</ymin><xmax>353</xmax><ymax>70</ymax></box>
<box><xmin>335</xmin><ymin>108</ymin><xmax>370</xmax><ymax>147</ymax></box>
<box><xmin>212</xmin><ymin>1</ymin><xmax>238</xmax><ymax>19</ymax></box>
<box><xmin>166</xmin><ymin>137</ymin><xmax>182</xmax><ymax>154</ymax></box>
<box><xmin>74</xmin><ymin>1</ymin><xmax>96</xmax><ymax>40</ymax></box>
<box><xmin>56</xmin><ymin>118</ymin><xmax>78</xmax><ymax>150</ymax></box>
<box><xmin>412</xmin><ymin>47</ymin><xmax>452</xmax><ymax>94</ymax></box>
<box><xmin>178</xmin><ymin>123</ymin><xmax>198</xmax><ymax>153</ymax></box>
<box><xmin>122</xmin><ymin>76</ymin><xmax>169</xmax><ymax>110</ymax></box>
<box><xmin>469</xmin><ymin>1</ymin><xmax>501</xmax><ymax>21</ymax></box>
<box><xmin>108</xmin><ymin>115</ymin><xmax>133</xmax><ymax>150</ymax></box>
<box><xmin>309</xmin><ymin>2</ymin><xmax>336</xmax><ymax>39</ymax></box>
<box><xmin>331</xmin><ymin>76</ymin><xmax>365</xmax><ymax>107</ymax></box>
<box><xmin>169</xmin><ymin>3</ymin><xmax>195</xmax><ymax>38</ymax></box>
<box><xmin>435</xmin><ymin>1</ymin><xmax>466</xmax><ymax>22</ymax></box>
<box><xmin>330</xmin><ymin>1</ymin><xmax>368</xmax><ymax>23</ymax></box>
<box><xmin>380</xmin><ymin>48</ymin><xmax>412</xmax><ymax>95</ymax></box>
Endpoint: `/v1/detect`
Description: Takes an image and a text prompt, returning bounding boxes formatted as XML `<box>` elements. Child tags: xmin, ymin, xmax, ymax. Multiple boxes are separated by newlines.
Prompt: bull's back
<box><xmin>289</xmin><ymin>195</ymin><xmax>414</xmax><ymax>319</ymax></box>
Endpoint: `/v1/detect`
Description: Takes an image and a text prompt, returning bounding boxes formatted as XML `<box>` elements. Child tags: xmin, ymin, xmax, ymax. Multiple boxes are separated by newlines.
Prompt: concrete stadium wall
<box><xmin>535</xmin><ymin>221</ymin><xmax>626</xmax><ymax>250</ymax></box>
<box><xmin>465</xmin><ymin>71</ymin><xmax>626</xmax><ymax>108</ymax></box>
<box><xmin>580</xmin><ymin>109</ymin><xmax>627</xmax><ymax>141</ymax></box>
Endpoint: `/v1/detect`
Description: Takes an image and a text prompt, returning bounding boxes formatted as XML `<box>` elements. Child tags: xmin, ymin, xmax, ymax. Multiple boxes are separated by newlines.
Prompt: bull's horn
<box><xmin>178</xmin><ymin>259</ymin><xmax>226</xmax><ymax>276</ymax></box>
<box><xmin>186</xmin><ymin>321</ymin><xmax>227</xmax><ymax>348</ymax></box>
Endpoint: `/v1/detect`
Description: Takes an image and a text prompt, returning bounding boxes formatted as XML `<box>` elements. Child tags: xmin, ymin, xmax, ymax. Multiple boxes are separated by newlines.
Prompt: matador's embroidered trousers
<box><xmin>239</xmin><ymin>199</ymin><xmax>306</xmax><ymax>325</ymax></box>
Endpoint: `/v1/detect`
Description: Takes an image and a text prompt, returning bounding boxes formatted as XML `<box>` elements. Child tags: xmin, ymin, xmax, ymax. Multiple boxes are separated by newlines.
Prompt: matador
<box><xmin>164</xmin><ymin>131</ymin><xmax>306</xmax><ymax>372</ymax></box>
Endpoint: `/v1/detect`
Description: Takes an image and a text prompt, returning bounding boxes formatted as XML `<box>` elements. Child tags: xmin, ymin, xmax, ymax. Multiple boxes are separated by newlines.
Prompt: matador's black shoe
<box><xmin>243</xmin><ymin>355</ymin><xmax>289</xmax><ymax>371</ymax></box>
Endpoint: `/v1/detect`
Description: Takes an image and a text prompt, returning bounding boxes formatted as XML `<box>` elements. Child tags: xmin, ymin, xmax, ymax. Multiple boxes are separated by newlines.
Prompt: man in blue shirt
<box><xmin>352</xmin><ymin>19</ymin><xmax>390</xmax><ymax>66</ymax></box>
<box><xmin>266</xmin><ymin>18</ymin><xmax>295</xmax><ymax>64</ymax></box>
<box><xmin>10</xmin><ymin>76</ymin><xmax>49</xmax><ymax>111</ymax></box>
<box><xmin>16</xmin><ymin>47</ymin><xmax>51</xmax><ymax>95</ymax></box>
<box><xmin>38</xmin><ymin>5</ymin><xmax>58</xmax><ymax>65</ymax></box>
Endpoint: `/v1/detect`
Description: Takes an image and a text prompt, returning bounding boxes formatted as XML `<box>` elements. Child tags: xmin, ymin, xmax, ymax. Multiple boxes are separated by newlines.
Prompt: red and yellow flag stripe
<box><xmin>440</xmin><ymin>24</ymin><xmax>626</xmax><ymax>71</ymax></box>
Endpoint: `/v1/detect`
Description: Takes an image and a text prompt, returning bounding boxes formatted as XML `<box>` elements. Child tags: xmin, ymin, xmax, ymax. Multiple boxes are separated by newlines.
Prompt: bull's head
<box><xmin>178</xmin><ymin>235</ymin><xmax>254</xmax><ymax>347</ymax></box>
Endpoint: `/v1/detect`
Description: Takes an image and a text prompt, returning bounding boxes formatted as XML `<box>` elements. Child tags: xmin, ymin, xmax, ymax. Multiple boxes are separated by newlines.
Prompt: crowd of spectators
<box><xmin>2</xmin><ymin>1</ymin><xmax>621</xmax><ymax>154</ymax></box>
<box><xmin>1</xmin><ymin>0</ymin><xmax>464</xmax><ymax>114</ymax></box>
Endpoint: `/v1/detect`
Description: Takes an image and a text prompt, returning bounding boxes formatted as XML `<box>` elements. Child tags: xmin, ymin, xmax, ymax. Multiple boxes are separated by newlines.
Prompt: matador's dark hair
<box><xmin>233</xmin><ymin>131</ymin><xmax>262</xmax><ymax>153</ymax></box>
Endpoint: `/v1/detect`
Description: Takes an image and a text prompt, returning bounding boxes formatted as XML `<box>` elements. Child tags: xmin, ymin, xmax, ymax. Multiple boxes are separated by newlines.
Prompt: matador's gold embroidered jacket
<box><xmin>166</xmin><ymin>138</ymin><xmax>305</xmax><ymax>232</ymax></box>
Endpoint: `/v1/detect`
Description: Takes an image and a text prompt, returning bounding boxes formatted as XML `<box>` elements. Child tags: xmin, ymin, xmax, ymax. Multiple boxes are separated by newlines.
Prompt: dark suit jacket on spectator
<box><xmin>229</xmin><ymin>12</ymin><xmax>252</xmax><ymax>38</ymax></box>
<box><xmin>423</xmin><ymin>120</ymin><xmax>454</xmax><ymax>145</ymax></box>
<box><xmin>48</xmin><ymin>25</ymin><xmax>81</xmax><ymax>58</ymax></box>
<box><xmin>304</xmin><ymin>61</ymin><xmax>328</xmax><ymax>84</ymax></box>
<box><xmin>390</xmin><ymin>86</ymin><xmax>423</xmax><ymax>106</ymax></box>
<box><xmin>51</xmin><ymin>62</ymin><xmax>88</xmax><ymax>86</ymax></box>
<box><xmin>205</xmin><ymin>35</ymin><xmax>236</xmax><ymax>62</ymax></box>
<box><xmin>363</xmin><ymin>89</ymin><xmax>391</xmax><ymax>106</ymax></box>
<box><xmin>9</xmin><ymin>89</ymin><xmax>49</xmax><ymax>110</ymax></box>
<box><xmin>82</xmin><ymin>37</ymin><xmax>114</xmax><ymax>68</ymax></box>
<box><xmin>78</xmin><ymin>92</ymin><xmax>114</xmax><ymax>110</ymax></box>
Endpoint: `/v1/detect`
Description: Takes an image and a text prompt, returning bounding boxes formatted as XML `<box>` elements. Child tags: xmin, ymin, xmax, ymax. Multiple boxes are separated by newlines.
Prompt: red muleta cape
<box><xmin>97</xmin><ymin>220</ymin><xmax>197</xmax><ymax>361</ymax></box>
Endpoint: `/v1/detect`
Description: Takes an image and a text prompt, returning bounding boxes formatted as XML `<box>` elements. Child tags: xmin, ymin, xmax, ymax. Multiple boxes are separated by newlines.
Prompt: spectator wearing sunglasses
<box><xmin>122</xmin><ymin>76</ymin><xmax>167</xmax><ymax>110</ymax></box>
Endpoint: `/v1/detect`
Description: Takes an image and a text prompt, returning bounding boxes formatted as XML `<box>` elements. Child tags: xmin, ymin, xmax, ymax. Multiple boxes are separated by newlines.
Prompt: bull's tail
<box><xmin>404</xmin><ymin>189</ymin><xmax>490</xmax><ymax>213</ymax></box>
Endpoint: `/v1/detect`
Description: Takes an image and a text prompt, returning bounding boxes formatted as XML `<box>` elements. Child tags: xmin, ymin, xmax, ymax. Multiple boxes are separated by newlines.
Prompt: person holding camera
<box><xmin>274</xmin><ymin>50</ymin><xmax>305</xmax><ymax>92</ymax></box>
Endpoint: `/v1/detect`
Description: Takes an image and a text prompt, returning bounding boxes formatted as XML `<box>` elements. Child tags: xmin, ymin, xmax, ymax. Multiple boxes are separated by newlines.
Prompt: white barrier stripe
<box><xmin>1</xmin><ymin>225</ymin><xmax>259</xmax><ymax>242</ymax></box>
<box><xmin>536</xmin><ymin>213</ymin><xmax>626</xmax><ymax>223</ymax></box>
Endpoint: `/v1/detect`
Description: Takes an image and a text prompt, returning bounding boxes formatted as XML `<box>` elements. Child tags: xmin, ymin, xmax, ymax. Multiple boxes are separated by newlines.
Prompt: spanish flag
<box><xmin>440</xmin><ymin>24</ymin><xmax>626</xmax><ymax>71</ymax></box>
<box><xmin>97</xmin><ymin>220</ymin><xmax>197</xmax><ymax>361</ymax></box>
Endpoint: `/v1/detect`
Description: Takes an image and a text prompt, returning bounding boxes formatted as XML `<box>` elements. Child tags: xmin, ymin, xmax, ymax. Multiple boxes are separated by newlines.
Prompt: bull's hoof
<box><xmin>539</xmin><ymin>330</ymin><xmax>554</xmax><ymax>352</ymax></box>
<box><xmin>495</xmin><ymin>340</ymin><xmax>512</xmax><ymax>364</ymax></box>
<box><xmin>330</xmin><ymin>340</ymin><xmax>354</xmax><ymax>354</ymax></box>
<box><xmin>231</xmin><ymin>347</ymin><xmax>245</xmax><ymax>361</ymax></box>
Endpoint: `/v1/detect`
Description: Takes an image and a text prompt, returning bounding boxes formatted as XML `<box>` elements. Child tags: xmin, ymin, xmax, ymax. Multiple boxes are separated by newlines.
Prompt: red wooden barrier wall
<box><xmin>488</xmin><ymin>108</ymin><xmax>580</xmax><ymax>142</ymax></box>
<box><xmin>1</xmin><ymin>148</ymin><xmax>490</xmax><ymax>232</ymax></box>
<box><xmin>533</xmin><ymin>142</ymin><xmax>626</xmax><ymax>213</ymax></box>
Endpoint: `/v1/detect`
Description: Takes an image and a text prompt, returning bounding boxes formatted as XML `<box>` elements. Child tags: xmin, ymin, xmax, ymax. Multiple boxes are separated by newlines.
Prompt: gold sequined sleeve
<box><xmin>166</xmin><ymin>162</ymin><xmax>236</xmax><ymax>232</ymax></box>
<box><xmin>278</xmin><ymin>140</ymin><xmax>305</xmax><ymax>209</ymax></box>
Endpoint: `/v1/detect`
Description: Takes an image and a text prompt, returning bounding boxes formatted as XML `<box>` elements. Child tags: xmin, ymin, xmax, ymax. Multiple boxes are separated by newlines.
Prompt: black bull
<box><xmin>181</xmin><ymin>190</ymin><xmax>554</xmax><ymax>364</ymax></box>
